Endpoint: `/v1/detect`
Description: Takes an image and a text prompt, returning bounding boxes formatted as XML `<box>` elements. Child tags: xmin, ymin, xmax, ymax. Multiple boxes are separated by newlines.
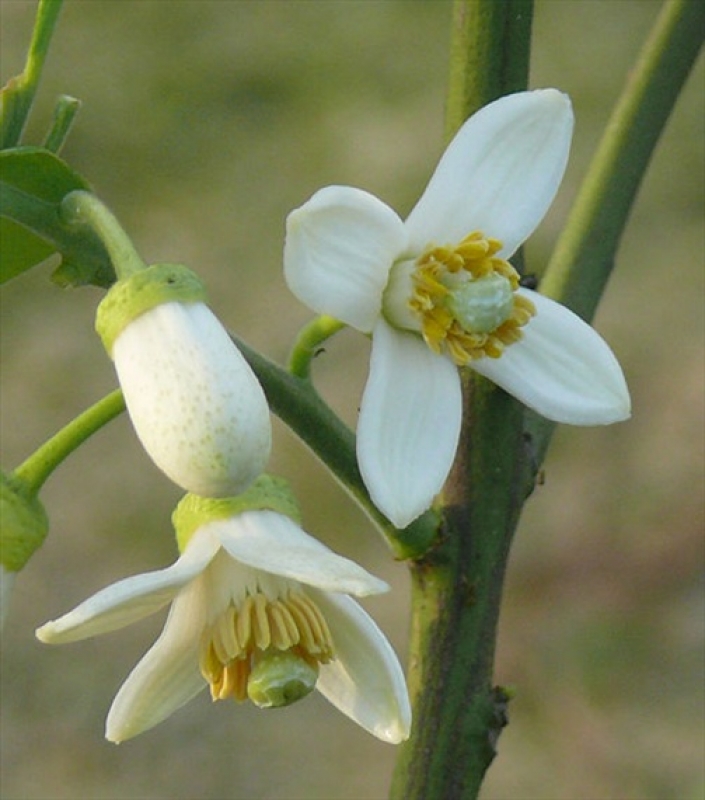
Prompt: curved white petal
<box><xmin>113</xmin><ymin>301</ymin><xmax>271</xmax><ymax>498</ymax></box>
<box><xmin>105</xmin><ymin>577</ymin><xmax>208</xmax><ymax>742</ymax></box>
<box><xmin>211</xmin><ymin>510</ymin><xmax>388</xmax><ymax>597</ymax></box>
<box><xmin>471</xmin><ymin>289</ymin><xmax>631</xmax><ymax>424</ymax></box>
<box><xmin>36</xmin><ymin>529</ymin><xmax>220</xmax><ymax>644</ymax></box>
<box><xmin>284</xmin><ymin>186</ymin><xmax>408</xmax><ymax>333</ymax></box>
<box><xmin>311</xmin><ymin>589</ymin><xmax>411</xmax><ymax>744</ymax></box>
<box><xmin>405</xmin><ymin>89</ymin><xmax>573</xmax><ymax>258</ymax></box>
<box><xmin>357</xmin><ymin>320</ymin><xmax>462</xmax><ymax>528</ymax></box>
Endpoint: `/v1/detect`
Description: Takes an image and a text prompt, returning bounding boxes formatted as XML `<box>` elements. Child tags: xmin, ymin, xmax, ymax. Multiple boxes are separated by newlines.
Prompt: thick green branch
<box><xmin>391</xmin><ymin>3</ymin><xmax>534</xmax><ymax>798</ymax></box>
<box><xmin>392</xmin><ymin>379</ymin><xmax>534</xmax><ymax>798</ymax></box>
<box><xmin>445</xmin><ymin>0</ymin><xmax>533</xmax><ymax>140</ymax></box>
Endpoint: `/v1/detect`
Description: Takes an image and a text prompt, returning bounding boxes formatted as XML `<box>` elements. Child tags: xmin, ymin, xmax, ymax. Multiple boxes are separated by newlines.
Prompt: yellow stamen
<box><xmin>199</xmin><ymin>590</ymin><xmax>335</xmax><ymax>705</ymax></box>
<box><xmin>409</xmin><ymin>231</ymin><xmax>536</xmax><ymax>365</ymax></box>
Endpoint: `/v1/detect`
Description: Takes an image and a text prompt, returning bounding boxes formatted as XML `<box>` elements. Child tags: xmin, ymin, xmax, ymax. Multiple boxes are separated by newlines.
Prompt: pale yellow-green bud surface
<box><xmin>96</xmin><ymin>263</ymin><xmax>207</xmax><ymax>355</ymax></box>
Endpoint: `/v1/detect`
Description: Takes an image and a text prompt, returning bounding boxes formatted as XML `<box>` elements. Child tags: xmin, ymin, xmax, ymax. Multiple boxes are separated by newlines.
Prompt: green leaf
<box><xmin>0</xmin><ymin>217</ymin><xmax>55</xmax><ymax>282</ymax></box>
<box><xmin>0</xmin><ymin>147</ymin><xmax>114</xmax><ymax>286</ymax></box>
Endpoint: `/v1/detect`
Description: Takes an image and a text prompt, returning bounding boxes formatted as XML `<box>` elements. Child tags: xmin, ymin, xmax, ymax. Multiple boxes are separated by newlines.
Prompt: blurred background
<box><xmin>1</xmin><ymin>1</ymin><xmax>702</xmax><ymax>798</ymax></box>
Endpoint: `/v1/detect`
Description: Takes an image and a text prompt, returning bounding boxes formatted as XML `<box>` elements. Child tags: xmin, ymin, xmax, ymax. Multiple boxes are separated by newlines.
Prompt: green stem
<box><xmin>233</xmin><ymin>335</ymin><xmax>437</xmax><ymax>561</ymax></box>
<box><xmin>0</xmin><ymin>180</ymin><xmax>112</xmax><ymax>285</ymax></box>
<box><xmin>42</xmin><ymin>94</ymin><xmax>81</xmax><ymax>153</ymax></box>
<box><xmin>392</xmin><ymin>3</ymin><xmax>534</xmax><ymax>798</ymax></box>
<box><xmin>60</xmin><ymin>191</ymin><xmax>146</xmax><ymax>279</ymax></box>
<box><xmin>445</xmin><ymin>0</ymin><xmax>533</xmax><ymax>140</ymax></box>
<box><xmin>540</xmin><ymin>0</ymin><xmax>704</xmax><ymax>320</ymax></box>
<box><xmin>13</xmin><ymin>389</ymin><xmax>125</xmax><ymax>494</ymax></box>
<box><xmin>393</xmin><ymin>380</ymin><xmax>533</xmax><ymax>799</ymax></box>
<box><xmin>1</xmin><ymin>0</ymin><xmax>64</xmax><ymax>149</ymax></box>
<box><xmin>529</xmin><ymin>0</ymin><xmax>704</xmax><ymax>465</ymax></box>
<box><xmin>287</xmin><ymin>315</ymin><xmax>346</xmax><ymax>380</ymax></box>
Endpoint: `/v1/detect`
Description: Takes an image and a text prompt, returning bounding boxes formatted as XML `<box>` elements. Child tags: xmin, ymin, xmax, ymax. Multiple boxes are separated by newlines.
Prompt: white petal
<box><xmin>113</xmin><ymin>301</ymin><xmax>271</xmax><ymax>498</ymax></box>
<box><xmin>357</xmin><ymin>320</ymin><xmax>462</xmax><ymax>528</ymax></box>
<box><xmin>311</xmin><ymin>589</ymin><xmax>411</xmax><ymax>744</ymax></box>
<box><xmin>211</xmin><ymin>510</ymin><xmax>388</xmax><ymax>597</ymax></box>
<box><xmin>105</xmin><ymin>577</ymin><xmax>207</xmax><ymax>742</ymax></box>
<box><xmin>284</xmin><ymin>186</ymin><xmax>408</xmax><ymax>333</ymax></box>
<box><xmin>36</xmin><ymin>529</ymin><xmax>220</xmax><ymax>644</ymax></box>
<box><xmin>471</xmin><ymin>289</ymin><xmax>631</xmax><ymax>424</ymax></box>
<box><xmin>405</xmin><ymin>89</ymin><xmax>573</xmax><ymax>258</ymax></box>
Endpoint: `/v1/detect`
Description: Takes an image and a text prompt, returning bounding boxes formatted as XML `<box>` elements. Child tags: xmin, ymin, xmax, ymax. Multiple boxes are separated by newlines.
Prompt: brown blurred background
<box><xmin>1</xmin><ymin>1</ymin><xmax>703</xmax><ymax>798</ymax></box>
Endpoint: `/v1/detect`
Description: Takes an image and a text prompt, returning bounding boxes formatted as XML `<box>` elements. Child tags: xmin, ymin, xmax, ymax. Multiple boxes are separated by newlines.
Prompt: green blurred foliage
<box><xmin>1</xmin><ymin>2</ymin><xmax>703</xmax><ymax>799</ymax></box>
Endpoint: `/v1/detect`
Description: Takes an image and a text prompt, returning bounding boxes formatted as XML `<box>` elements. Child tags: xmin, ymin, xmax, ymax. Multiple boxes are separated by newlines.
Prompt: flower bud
<box><xmin>96</xmin><ymin>264</ymin><xmax>271</xmax><ymax>497</ymax></box>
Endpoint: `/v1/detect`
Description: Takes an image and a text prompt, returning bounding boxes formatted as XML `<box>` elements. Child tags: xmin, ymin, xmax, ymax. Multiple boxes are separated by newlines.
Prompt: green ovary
<box><xmin>247</xmin><ymin>650</ymin><xmax>319</xmax><ymax>708</ymax></box>
<box><xmin>445</xmin><ymin>272</ymin><xmax>514</xmax><ymax>334</ymax></box>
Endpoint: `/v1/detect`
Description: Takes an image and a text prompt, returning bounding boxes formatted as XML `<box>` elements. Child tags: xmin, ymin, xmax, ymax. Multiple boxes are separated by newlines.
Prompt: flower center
<box><xmin>404</xmin><ymin>231</ymin><xmax>535</xmax><ymax>365</ymax></box>
<box><xmin>199</xmin><ymin>590</ymin><xmax>334</xmax><ymax>708</ymax></box>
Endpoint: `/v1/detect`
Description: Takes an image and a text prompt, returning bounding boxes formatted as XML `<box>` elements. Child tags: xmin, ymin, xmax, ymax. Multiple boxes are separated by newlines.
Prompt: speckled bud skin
<box><xmin>111</xmin><ymin>300</ymin><xmax>271</xmax><ymax>497</ymax></box>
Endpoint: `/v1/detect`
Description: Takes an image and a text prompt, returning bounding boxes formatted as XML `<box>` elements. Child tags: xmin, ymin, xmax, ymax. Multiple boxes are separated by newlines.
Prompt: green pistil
<box><xmin>445</xmin><ymin>272</ymin><xmax>514</xmax><ymax>334</ymax></box>
<box><xmin>247</xmin><ymin>650</ymin><xmax>318</xmax><ymax>708</ymax></box>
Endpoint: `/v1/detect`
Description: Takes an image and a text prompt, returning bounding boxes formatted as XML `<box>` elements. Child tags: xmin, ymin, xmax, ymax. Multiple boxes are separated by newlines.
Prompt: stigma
<box><xmin>406</xmin><ymin>232</ymin><xmax>535</xmax><ymax>365</ymax></box>
<box><xmin>199</xmin><ymin>589</ymin><xmax>334</xmax><ymax>708</ymax></box>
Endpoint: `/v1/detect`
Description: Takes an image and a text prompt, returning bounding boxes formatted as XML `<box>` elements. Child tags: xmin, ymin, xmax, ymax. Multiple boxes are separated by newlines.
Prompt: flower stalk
<box><xmin>60</xmin><ymin>191</ymin><xmax>146</xmax><ymax>280</ymax></box>
<box><xmin>288</xmin><ymin>315</ymin><xmax>346</xmax><ymax>380</ymax></box>
<box><xmin>12</xmin><ymin>389</ymin><xmax>125</xmax><ymax>495</ymax></box>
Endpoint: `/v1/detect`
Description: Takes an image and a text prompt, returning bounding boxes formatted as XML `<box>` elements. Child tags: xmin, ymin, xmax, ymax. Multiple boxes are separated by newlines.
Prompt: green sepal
<box><xmin>94</xmin><ymin>263</ymin><xmax>208</xmax><ymax>355</ymax></box>
<box><xmin>0</xmin><ymin>472</ymin><xmax>49</xmax><ymax>572</ymax></box>
<box><xmin>173</xmin><ymin>475</ymin><xmax>302</xmax><ymax>554</ymax></box>
<box><xmin>0</xmin><ymin>147</ymin><xmax>113</xmax><ymax>286</ymax></box>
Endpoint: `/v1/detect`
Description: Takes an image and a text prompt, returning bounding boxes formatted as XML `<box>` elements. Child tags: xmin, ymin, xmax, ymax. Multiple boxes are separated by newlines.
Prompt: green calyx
<box><xmin>95</xmin><ymin>263</ymin><xmax>208</xmax><ymax>355</ymax></box>
<box><xmin>0</xmin><ymin>473</ymin><xmax>49</xmax><ymax>572</ymax></box>
<box><xmin>173</xmin><ymin>474</ymin><xmax>302</xmax><ymax>554</ymax></box>
<box><xmin>247</xmin><ymin>650</ymin><xmax>318</xmax><ymax>709</ymax></box>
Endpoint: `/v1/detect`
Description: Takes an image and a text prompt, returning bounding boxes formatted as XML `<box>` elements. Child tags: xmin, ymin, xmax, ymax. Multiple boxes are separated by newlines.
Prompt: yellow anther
<box><xmin>199</xmin><ymin>590</ymin><xmax>335</xmax><ymax>705</ymax></box>
<box><xmin>409</xmin><ymin>231</ymin><xmax>535</xmax><ymax>364</ymax></box>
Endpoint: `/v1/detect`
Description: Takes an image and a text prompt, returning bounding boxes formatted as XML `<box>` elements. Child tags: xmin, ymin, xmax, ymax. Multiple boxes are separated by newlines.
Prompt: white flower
<box><xmin>97</xmin><ymin>264</ymin><xmax>272</xmax><ymax>498</ymax></box>
<box><xmin>36</xmin><ymin>504</ymin><xmax>410</xmax><ymax>744</ymax></box>
<box><xmin>284</xmin><ymin>89</ymin><xmax>631</xmax><ymax>528</ymax></box>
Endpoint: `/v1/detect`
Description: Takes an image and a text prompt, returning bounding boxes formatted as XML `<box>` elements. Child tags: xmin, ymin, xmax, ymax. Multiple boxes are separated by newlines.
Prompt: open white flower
<box><xmin>36</xmin><ymin>481</ymin><xmax>410</xmax><ymax>745</ymax></box>
<box><xmin>96</xmin><ymin>263</ymin><xmax>271</xmax><ymax>497</ymax></box>
<box><xmin>284</xmin><ymin>89</ymin><xmax>631</xmax><ymax>528</ymax></box>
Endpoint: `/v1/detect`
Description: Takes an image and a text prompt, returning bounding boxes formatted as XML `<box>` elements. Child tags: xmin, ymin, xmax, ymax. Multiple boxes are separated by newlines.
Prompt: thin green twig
<box><xmin>1</xmin><ymin>0</ymin><xmax>64</xmax><ymax>149</ymax></box>
<box><xmin>529</xmin><ymin>0</ymin><xmax>704</xmax><ymax>466</ymax></box>
<box><xmin>13</xmin><ymin>389</ymin><xmax>126</xmax><ymax>494</ymax></box>
<box><xmin>287</xmin><ymin>315</ymin><xmax>346</xmax><ymax>380</ymax></box>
